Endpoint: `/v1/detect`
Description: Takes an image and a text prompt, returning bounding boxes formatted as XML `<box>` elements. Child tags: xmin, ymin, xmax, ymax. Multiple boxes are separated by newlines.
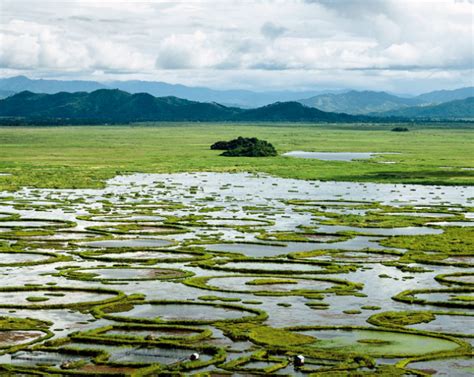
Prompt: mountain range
<box><xmin>375</xmin><ymin>97</ymin><xmax>474</xmax><ymax>119</ymax></box>
<box><xmin>1</xmin><ymin>76</ymin><xmax>472</xmax><ymax>115</ymax></box>
<box><xmin>0</xmin><ymin>76</ymin><xmax>330</xmax><ymax>108</ymax></box>
<box><xmin>297</xmin><ymin>88</ymin><xmax>474</xmax><ymax>115</ymax></box>
<box><xmin>0</xmin><ymin>89</ymin><xmax>366</xmax><ymax>124</ymax></box>
<box><xmin>0</xmin><ymin>89</ymin><xmax>471</xmax><ymax>124</ymax></box>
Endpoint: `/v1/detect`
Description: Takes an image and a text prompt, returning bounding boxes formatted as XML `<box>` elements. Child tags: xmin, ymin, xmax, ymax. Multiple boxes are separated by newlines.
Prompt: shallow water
<box><xmin>283</xmin><ymin>151</ymin><xmax>378</xmax><ymax>161</ymax></box>
<box><xmin>205</xmin><ymin>275</ymin><xmax>334</xmax><ymax>293</ymax></box>
<box><xmin>109</xmin><ymin>346</ymin><xmax>212</xmax><ymax>364</ymax></box>
<box><xmin>80</xmin><ymin>238</ymin><xmax>173</xmax><ymax>248</ymax></box>
<box><xmin>0</xmin><ymin>290</ymin><xmax>116</xmax><ymax>306</ymax></box>
<box><xmin>119</xmin><ymin>303</ymin><xmax>248</xmax><ymax>322</ymax></box>
<box><xmin>203</xmin><ymin>242</ymin><xmax>325</xmax><ymax>257</ymax></box>
<box><xmin>299</xmin><ymin>328</ymin><xmax>460</xmax><ymax>356</ymax></box>
<box><xmin>82</xmin><ymin>250</ymin><xmax>195</xmax><ymax>261</ymax></box>
<box><xmin>0</xmin><ymin>253</ymin><xmax>48</xmax><ymax>264</ymax></box>
<box><xmin>0</xmin><ymin>330</ymin><xmax>44</xmax><ymax>347</ymax></box>
<box><xmin>217</xmin><ymin>261</ymin><xmax>329</xmax><ymax>273</ymax></box>
<box><xmin>408</xmin><ymin>357</ymin><xmax>474</xmax><ymax>376</ymax></box>
<box><xmin>0</xmin><ymin>171</ymin><xmax>472</xmax><ymax>374</ymax></box>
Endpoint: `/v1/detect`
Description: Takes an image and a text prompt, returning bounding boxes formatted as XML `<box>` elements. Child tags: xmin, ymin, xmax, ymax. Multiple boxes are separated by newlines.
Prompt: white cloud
<box><xmin>155</xmin><ymin>31</ymin><xmax>225</xmax><ymax>69</ymax></box>
<box><xmin>0</xmin><ymin>0</ymin><xmax>472</xmax><ymax>93</ymax></box>
<box><xmin>260</xmin><ymin>22</ymin><xmax>287</xmax><ymax>40</ymax></box>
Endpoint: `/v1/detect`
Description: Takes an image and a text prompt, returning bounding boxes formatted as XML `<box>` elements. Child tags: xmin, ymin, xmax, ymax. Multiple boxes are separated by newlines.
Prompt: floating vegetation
<box><xmin>435</xmin><ymin>271</ymin><xmax>474</xmax><ymax>286</ymax></box>
<box><xmin>368</xmin><ymin>310</ymin><xmax>474</xmax><ymax>338</ymax></box>
<box><xmin>76</xmin><ymin>247</ymin><xmax>210</xmax><ymax>264</ymax></box>
<box><xmin>0</xmin><ymin>172</ymin><xmax>472</xmax><ymax>374</ymax></box>
<box><xmin>0</xmin><ymin>317</ymin><xmax>52</xmax><ymax>354</ymax></box>
<box><xmin>286</xmin><ymin>326</ymin><xmax>466</xmax><ymax>358</ymax></box>
<box><xmin>0</xmin><ymin>250</ymin><xmax>71</xmax><ymax>267</ymax></box>
<box><xmin>78</xmin><ymin>238</ymin><xmax>175</xmax><ymax>249</ymax></box>
<box><xmin>0</xmin><ymin>286</ymin><xmax>125</xmax><ymax>309</ymax></box>
<box><xmin>394</xmin><ymin>288</ymin><xmax>474</xmax><ymax>309</ymax></box>
<box><xmin>94</xmin><ymin>299</ymin><xmax>267</xmax><ymax>325</ymax></box>
<box><xmin>183</xmin><ymin>274</ymin><xmax>362</xmax><ymax>297</ymax></box>
<box><xmin>56</xmin><ymin>266</ymin><xmax>194</xmax><ymax>283</ymax></box>
<box><xmin>87</xmin><ymin>223</ymin><xmax>188</xmax><ymax>236</ymax></box>
<box><xmin>194</xmin><ymin>257</ymin><xmax>352</xmax><ymax>275</ymax></box>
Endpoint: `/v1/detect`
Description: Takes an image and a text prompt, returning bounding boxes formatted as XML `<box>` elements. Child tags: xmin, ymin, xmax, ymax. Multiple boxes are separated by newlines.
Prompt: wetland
<box><xmin>0</xmin><ymin>124</ymin><xmax>472</xmax><ymax>375</ymax></box>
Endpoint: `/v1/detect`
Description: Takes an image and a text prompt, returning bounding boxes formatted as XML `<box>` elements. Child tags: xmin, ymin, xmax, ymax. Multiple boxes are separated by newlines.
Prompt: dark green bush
<box><xmin>211</xmin><ymin>137</ymin><xmax>277</xmax><ymax>157</ymax></box>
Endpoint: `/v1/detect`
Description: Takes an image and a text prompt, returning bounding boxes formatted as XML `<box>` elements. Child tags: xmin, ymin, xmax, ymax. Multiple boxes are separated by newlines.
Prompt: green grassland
<box><xmin>0</xmin><ymin>123</ymin><xmax>472</xmax><ymax>190</ymax></box>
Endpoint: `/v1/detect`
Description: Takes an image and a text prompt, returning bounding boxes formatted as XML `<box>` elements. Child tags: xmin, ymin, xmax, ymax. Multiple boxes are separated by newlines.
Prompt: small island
<box><xmin>211</xmin><ymin>137</ymin><xmax>277</xmax><ymax>157</ymax></box>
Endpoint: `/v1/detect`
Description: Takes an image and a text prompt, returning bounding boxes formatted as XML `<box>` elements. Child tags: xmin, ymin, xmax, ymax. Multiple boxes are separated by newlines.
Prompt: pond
<box><xmin>297</xmin><ymin>328</ymin><xmax>460</xmax><ymax>356</ymax></box>
<box><xmin>282</xmin><ymin>151</ymin><xmax>388</xmax><ymax>161</ymax></box>
<box><xmin>80</xmin><ymin>238</ymin><xmax>173</xmax><ymax>248</ymax></box>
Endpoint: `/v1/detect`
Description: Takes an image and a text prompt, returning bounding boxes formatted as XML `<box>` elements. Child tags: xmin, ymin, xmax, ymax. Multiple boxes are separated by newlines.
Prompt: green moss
<box><xmin>195</xmin><ymin>256</ymin><xmax>351</xmax><ymax>275</ymax></box>
<box><xmin>25</xmin><ymin>296</ymin><xmax>49</xmax><ymax>302</ymax></box>
<box><xmin>0</xmin><ymin>316</ymin><xmax>52</xmax><ymax>354</ymax></box>
<box><xmin>306</xmin><ymin>301</ymin><xmax>330</xmax><ymax>310</ymax></box>
<box><xmin>450</xmin><ymin>295</ymin><xmax>474</xmax><ymax>302</ymax></box>
<box><xmin>393</xmin><ymin>288</ymin><xmax>474</xmax><ymax>309</ymax></box>
<box><xmin>248</xmin><ymin>326</ymin><xmax>316</xmax><ymax>347</ymax></box>
<box><xmin>368</xmin><ymin>311</ymin><xmax>436</xmax><ymax>327</ymax></box>
<box><xmin>245</xmin><ymin>278</ymin><xmax>298</xmax><ymax>286</ymax></box>
<box><xmin>93</xmin><ymin>299</ymin><xmax>268</xmax><ymax>325</ymax></box>
<box><xmin>183</xmin><ymin>274</ymin><xmax>362</xmax><ymax>298</ymax></box>
<box><xmin>435</xmin><ymin>272</ymin><xmax>474</xmax><ymax>286</ymax></box>
<box><xmin>56</xmin><ymin>266</ymin><xmax>194</xmax><ymax>283</ymax></box>
<box><xmin>198</xmin><ymin>295</ymin><xmax>241</xmax><ymax>302</ymax></box>
<box><xmin>381</xmin><ymin>227</ymin><xmax>474</xmax><ymax>254</ymax></box>
<box><xmin>357</xmin><ymin>339</ymin><xmax>391</xmax><ymax>345</ymax></box>
<box><xmin>361</xmin><ymin>306</ymin><xmax>381</xmax><ymax>311</ymax></box>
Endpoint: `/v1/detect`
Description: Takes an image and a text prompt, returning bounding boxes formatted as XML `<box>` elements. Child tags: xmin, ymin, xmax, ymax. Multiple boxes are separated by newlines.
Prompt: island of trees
<box><xmin>211</xmin><ymin>137</ymin><xmax>277</xmax><ymax>157</ymax></box>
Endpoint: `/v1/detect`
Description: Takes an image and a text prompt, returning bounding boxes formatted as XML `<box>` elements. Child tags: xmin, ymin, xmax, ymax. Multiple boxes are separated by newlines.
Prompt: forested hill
<box><xmin>375</xmin><ymin>97</ymin><xmax>474</xmax><ymax>119</ymax></box>
<box><xmin>0</xmin><ymin>89</ymin><xmax>366</xmax><ymax>124</ymax></box>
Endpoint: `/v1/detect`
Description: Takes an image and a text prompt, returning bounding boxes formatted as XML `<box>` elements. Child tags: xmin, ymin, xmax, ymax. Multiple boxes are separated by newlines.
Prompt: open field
<box><xmin>0</xmin><ymin>123</ymin><xmax>473</xmax><ymax>191</ymax></box>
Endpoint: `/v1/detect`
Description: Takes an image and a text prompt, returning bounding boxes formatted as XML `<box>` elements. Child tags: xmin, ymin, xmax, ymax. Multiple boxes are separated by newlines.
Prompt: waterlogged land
<box><xmin>0</xmin><ymin>124</ymin><xmax>473</xmax><ymax>191</ymax></box>
<box><xmin>0</xmin><ymin>170</ymin><xmax>472</xmax><ymax>375</ymax></box>
<box><xmin>0</xmin><ymin>124</ymin><xmax>472</xmax><ymax>375</ymax></box>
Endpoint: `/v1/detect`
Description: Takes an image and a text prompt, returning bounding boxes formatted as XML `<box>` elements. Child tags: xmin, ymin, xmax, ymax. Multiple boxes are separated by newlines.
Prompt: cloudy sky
<box><xmin>0</xmin><ymin>0</ymin><xmax>472</xmax><ymax>93</ymax></box>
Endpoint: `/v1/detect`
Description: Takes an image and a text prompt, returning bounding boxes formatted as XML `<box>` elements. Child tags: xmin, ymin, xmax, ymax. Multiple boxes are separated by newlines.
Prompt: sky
<box><xmin>0</xmin><ymin>0</ymin><xmax>473</xmax><ymax>94</ymax></box>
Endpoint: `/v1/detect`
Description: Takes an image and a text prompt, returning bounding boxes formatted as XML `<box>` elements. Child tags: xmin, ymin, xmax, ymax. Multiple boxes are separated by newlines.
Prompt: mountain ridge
<box><xmin>297</xmin><ymin>88</ymin><xmax>474</xmax><ymax>115</ymax></box>
<box><xmin>374</xmin><ymin>97</ymin><xmax>474</xmax><ymax>119</ymax></box>
<box><xmin>0</xmin><ymin>89</ymin><xmax>366</xmax><ymax>124</ymax></box>
<box><xmin>0</xmin><ymin>76</ymin><xmax>333</xmax><ymax>108</ymax></box>
<box><xmin>1</xmin><ymin>76</ymin><xmax>472</xmax><ymax>114</ymax></box>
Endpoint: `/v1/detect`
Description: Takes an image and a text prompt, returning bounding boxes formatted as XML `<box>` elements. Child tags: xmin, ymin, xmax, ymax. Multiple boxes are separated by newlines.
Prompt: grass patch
<box><xmin>0</xmin><ymin>124</ymin><xmax>473</xmax><ymax>190</ymax></box>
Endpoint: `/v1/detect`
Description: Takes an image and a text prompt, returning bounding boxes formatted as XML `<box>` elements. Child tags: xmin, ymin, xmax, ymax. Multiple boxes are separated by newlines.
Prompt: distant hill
<box><xmin>0</xmin><ymin>76</ymin><xmax>331</xmax><ymax>108</ymax></box>
<box><xmin>0</xmin><ymin>89</ymin><xmax>364</xmax><ymax>124</ymax></box>
<box><xmin>3</xmin><ymin>76</ymin><xmax>472</xmax><ymax>112</ymax></box>
<box><xmin>108</xmin><ymin>80</ymin><xmax>329</xmax><ymax>108</ymax></box>
<box><xmin>0</xmin><ymin>75</ymin><xmax>106</xmax><ymax>94</ymax></box>
<box><xmin>298</xmin><ymin>90</ymin><xmax>422</xmax><ymax>114</ymax></box>
<box><xmin>376</xmin><ymin>97</ymin><xmax>474</xmax><ymax>119</ymax></box>
<box><xmin>415</xmin><ymin>87</ymin><xmax>474</xmax><ymax>104</ymax></box>
<box><xmin>235</xmin><ymin>101</ymin><xmax>361</xmax><ymax>122</ymax></box>
<box><xmin>0</xmin><ymin>90</ymin><xmax>15</xmax><ymax>99</ymax></box>
<box><xmin>298</xmin><ymin>87</ymin><xmax>474</xmax><ymax>115</ymax></box>
<box><xmin>0</xmin><ymin>90</ymin><xmax>243</xmax><ymax>122</ymax></box>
